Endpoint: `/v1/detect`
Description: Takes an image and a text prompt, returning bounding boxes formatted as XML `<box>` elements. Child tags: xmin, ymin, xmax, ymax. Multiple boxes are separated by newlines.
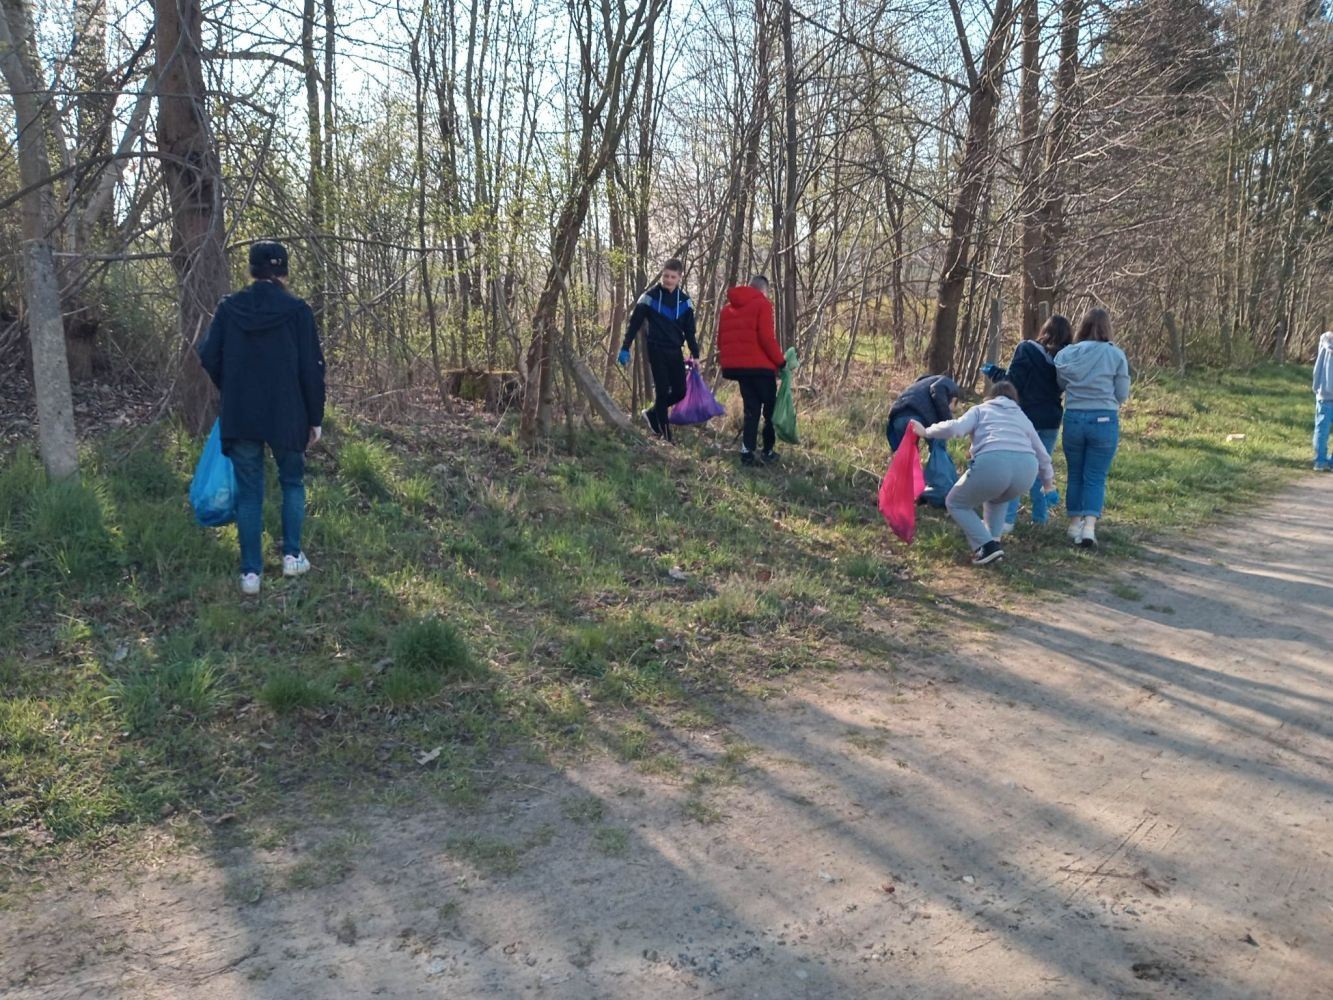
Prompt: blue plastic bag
<box><xmin>190</xmin><ymin>420</ymin><xmax>237</xmax><ymax>527</ymax></box>
<box><xmin>919</xmin><ymin>439</ymin><xmax>958</xmax><ymax>508</ymax></box>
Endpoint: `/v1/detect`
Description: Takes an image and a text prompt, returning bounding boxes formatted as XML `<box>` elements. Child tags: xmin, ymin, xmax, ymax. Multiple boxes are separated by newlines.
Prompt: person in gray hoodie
<box><xmin>910</xmin><ymin>382</ymin><xmax>1055</xmax><ymax>565</ymax></box>
<box><xmin>1312</xmin><ymin>331</ymin><xmax>1333</xmax><ymax>471</ymax></box>
<box><xmin>1054</xmin><ymin>308</ymin><xmax>1131</xmax><ymax>549</ymax></box>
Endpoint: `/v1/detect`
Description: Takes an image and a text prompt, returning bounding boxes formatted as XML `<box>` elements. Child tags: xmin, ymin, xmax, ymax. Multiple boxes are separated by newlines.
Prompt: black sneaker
<box><xmin>760</xmin><ymin>449</ymin><xmax>779</xmax><ymax>464</ymax></box>
<box><xmin>740</xmin><ymin>451</ymin><xmax>757</xmax><ymax>467</ymax></box>
<box><xmin>972</xmin><ymin>540</ymin><xmax>1005</xmax><ymax>565</ymax></box>
<box><xmin>641</xmin><ymin>408</ymin><xmax>663</xmax><ymax>437</ymax></box>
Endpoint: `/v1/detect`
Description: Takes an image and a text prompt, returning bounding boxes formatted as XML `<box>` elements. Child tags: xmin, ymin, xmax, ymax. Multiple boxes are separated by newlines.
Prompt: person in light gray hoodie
<box><xmin>1054</xmin><ymin>308</ymin><xmax>1131</xmax><ymax>549</ymax></box>
<box><xmin>910</xmin><ymin>382</ymin><xmax>1055</xmax><ymax>565</ymax></box>
<box><xmin>1312</xmin><ymin>331</ymin><xmax>1333</xmax><ymax>471</ymax></box>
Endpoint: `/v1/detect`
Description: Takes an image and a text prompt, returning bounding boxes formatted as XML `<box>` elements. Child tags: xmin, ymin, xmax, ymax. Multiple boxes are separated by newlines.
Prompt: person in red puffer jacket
<box><xmin>718</xmin><ymin>275</ymin><xmax>787</xmax><ymax>466</ymax></box>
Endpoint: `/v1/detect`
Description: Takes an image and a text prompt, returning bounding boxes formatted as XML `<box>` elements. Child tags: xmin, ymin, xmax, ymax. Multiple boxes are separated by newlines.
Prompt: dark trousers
<box><xmin>647</xmin><ymin>345</ymin><xmax>687</xmax><ymax>436</ymax></box>
<box><xmin>735</xmin><ymin>371</ymin><xmax>777</xmax><ymax>453</ymax></box>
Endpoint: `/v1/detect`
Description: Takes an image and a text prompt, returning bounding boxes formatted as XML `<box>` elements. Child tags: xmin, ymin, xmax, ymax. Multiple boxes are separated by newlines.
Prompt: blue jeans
<box><xmin>1315</xmin><ymin>400</ymin><xmax>1333</xmax><ymax>468</ymax></box>
<box><xmin>1006</xmin><ymin>427</ymin><xmax>1059</xmax><ymax>524</ymax></box>
<box><xmin>1063</xmin><ymin>410</ymin><xmax>1119</xmax><ymax>518</ymax></box>
<box><xmin>229</xmin><ymin>440</ymin><xmax>305</xmax><ymax>575</ymax></box>
<box><xmin>886</xmin><ymin>413</ymin><xmax>913</xmax><ymax>452</ymax></box>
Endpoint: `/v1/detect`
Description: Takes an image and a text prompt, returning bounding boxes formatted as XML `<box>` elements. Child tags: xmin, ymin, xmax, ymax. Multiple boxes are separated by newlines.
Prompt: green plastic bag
<box><xmin>773</xmin><ymin>347</ymin><xmax>800</xmax><ymax>445</ymax></box>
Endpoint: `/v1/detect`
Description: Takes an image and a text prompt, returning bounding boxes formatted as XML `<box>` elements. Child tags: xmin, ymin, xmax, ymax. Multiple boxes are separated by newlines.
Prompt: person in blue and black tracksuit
<box><xmin>617</xmin><ymin>257</ymin><xmax>699</xmax><ymax>440</ymax></box>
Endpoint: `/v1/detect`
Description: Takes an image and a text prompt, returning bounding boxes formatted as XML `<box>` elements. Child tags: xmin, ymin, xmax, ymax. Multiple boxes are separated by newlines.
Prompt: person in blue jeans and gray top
<box><xmin>909</xmin><ymin>382</ymin><xmax>1056</xmax><ymax>565</ymax></box>
<box><xmin>199</xmin><ymin>240</ymin><xmax>326</xmax><ymax>595</ymax></box>
<box><xmin>982</xmin><ymin>314</ymin><xmax>1073</xmax><ymax>534</ymax></box>
<box><xmin>617</xmin><ymin>258</ymin><xmax>699</xmax><ymax>441</ymax></box>
<box><xmin>1312</xmin><ymin>330</ymin><xmax>1333</xmax><ymax>471</ymax></box>
<box><xmin>1055</xmin><ymin>307</ymin><xmax>1130</xmax><ymax>549</ymax></box>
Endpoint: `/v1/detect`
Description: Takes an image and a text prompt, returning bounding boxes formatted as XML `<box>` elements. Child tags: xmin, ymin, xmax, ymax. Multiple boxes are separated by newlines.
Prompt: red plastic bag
<box><xmin>668</xmin><ymin>362</ymin><xmax>727</xmax><ymax>425</ymax></box>
<box><xmin>879</xmin><ymin>425</ymin><xmax>926</xmax><ymax>542</ymax></box>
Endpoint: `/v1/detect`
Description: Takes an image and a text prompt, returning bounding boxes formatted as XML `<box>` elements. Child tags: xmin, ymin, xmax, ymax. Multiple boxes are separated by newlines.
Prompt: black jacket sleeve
<box><xmin>621</xmin><ymin>299</ymin><xmax>650</xmax><ymax>352</ymax></box>
<box><xmin>682</xmin><ymin>305</ymin><xmax>699</xmax><ymax>359</ymax></box>
<box><xmin>297</xmin><ymin>305</ymin><xmax>326</xmax><ymax>429</ymax></box>
<box><xmin>198</xmin><ymin>301</ymin><xmax>226</xmax><ymax>390</ymax></box>
<box><xmin>1006</xmin><ymin>342</ymin><xmax>1038</xmax><ymax>401</ymax></box>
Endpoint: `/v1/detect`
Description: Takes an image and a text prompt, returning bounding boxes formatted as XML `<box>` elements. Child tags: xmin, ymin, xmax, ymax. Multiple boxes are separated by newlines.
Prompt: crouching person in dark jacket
<box><xmin>886</xmin><ymin>374</ymin><xmax>960</xmax><ymax>450</ymax></box>
<box><xmin>199</xmin><ymin>240</ymin><xmax>325</xmax><ymax>595</ymax></box>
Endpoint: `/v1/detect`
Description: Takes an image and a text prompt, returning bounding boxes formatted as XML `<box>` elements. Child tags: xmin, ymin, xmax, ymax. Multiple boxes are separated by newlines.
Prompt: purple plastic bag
<box><xmin>669</xmin><ymin>363</ymin><xmax>727</xmax><ymax>425</ymax></box>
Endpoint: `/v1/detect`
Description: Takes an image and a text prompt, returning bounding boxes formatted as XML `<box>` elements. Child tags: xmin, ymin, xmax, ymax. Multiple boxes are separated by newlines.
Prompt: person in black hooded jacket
<box><xmin>885</xmin><ymin>374</ymin><xmax>960</xmax><ymax>450</ymax></box>
<box><xmin>198</xmin><ymin>240</ymin><xmax>325</xmax><ymax>595</ymax></box>
<box><xmin>617</xmin><ymin>257</ymin><xmax>699</xmax><ymax>440</ymax></box>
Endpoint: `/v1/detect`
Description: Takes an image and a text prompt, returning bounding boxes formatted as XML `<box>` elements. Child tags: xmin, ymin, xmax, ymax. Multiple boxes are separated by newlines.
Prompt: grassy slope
<box><xmin>0</xmin><ymin>363</ymin><xmax>1313</xmax><ymax>891</ymax></box>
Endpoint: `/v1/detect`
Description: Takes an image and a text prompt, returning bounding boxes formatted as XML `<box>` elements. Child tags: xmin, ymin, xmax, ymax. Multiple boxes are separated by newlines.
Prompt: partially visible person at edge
<box><xmin>617</xmin><ymin>258</ymin><xmax>700</xmax><ymax>441</ymax></box>
<box><xmin>909</xmin><ymin>381</ymin><xmax>1056</xmax><ymax>566</ymax></box>
<box><xmin>199</xmin><ymin>240</ymin><xmax>326</xmax><ymax>596</ymax></box>
<box><xmin>717</xmin><ymin>274</ymin><xmax>786</xmax><ymax>467</ymax></box>
<box><xmin>1054</xmin><ymin>307</ymin><xmax>1131</xmax><ymax>550</ymax></box>
<box><xmin>885</xmin><ymin>373</ymin><xmax>961</xmax><ymax>452</ymax></box>
<box><xmin>982</xmin><ymin>314</ymin><xmax>1074</xmax><ymax>533</ymax></box>
<box><xmin>1312</xmin><ymin>330</ymin><xmax>1333</xmax><ymax>472</ymax></box>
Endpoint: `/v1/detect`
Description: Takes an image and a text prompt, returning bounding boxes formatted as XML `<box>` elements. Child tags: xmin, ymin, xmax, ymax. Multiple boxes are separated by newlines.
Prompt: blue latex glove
<box><xmin>980</xmin><ymin>363</ymin><xmax>1003</xmax><ymax>381</ymax></box>
<box><xmin>1044</xmin><ymin>488</ymin><xmax>1060</xmax><ymax>506</ymax></box>
<box><xmin>617</xmin><ymin>349</ymin><xmax>630</xmax><ymax>366</ymax></box>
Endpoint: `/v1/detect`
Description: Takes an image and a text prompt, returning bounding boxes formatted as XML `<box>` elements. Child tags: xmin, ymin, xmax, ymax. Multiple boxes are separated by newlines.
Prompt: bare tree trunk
<box><xmin>925</xmin><ymin>0</ymin><xmax>1015</xmax><ymax>376</ymax></box>
<box><xmin>777</xmin><ymin>0</ymin><xmax>798</xmax><ymax>351</ymax></box>
<box><xmin>726</xmin><ymin>0</ymin><xmax>769</xmax><ymax>291</ymax></box>
<box><xmin>0</xmin><ymin>0</ymin><xmax>79</xmax><ymax>478</ymax></box>
<box><xmin>156</xmin><ymin>0</ymin><xmax>229</xmax><ymax>433</ymax></box>
<box><xmin>408</xmin><ymin>10</ymin><xmax>444</xmax><ymax>398</ymax></box>
<box><xmin>1017</xmin><ymin>0</ymin><xmax>1042</xmax><ymax>341</ymax></box>
<box><xmin>1163</xmin><ymin>310</ymin><xmax>1185</xmax><ymax>371</ymax></box>
<box><xmin>302</xmin><ymin>0</ymin><xmax>326</xmax><ymax>328</ymax></box>
<box><xmin>605</xmin><ymin>179</ymin><xmax>629</xmax><ymax>383</ymax></box>
<box><xmin>984</xmin><ymin>295</ymin><xmax>1002</xmax><ymax>364</ymax></box>
<box><xmin>518</xmin><ymin>0</ymin><xmax>666</xmax><ymax>444</ymax></box>
<box><xmin>1030</xmin><ymin>0</ymin><xmax>1081</xmax><ymax>324</ymax></box>
<box><xmin>632</xmin><ymin>32</ymin><xmax>655</xmax><ymax>296</ymax></box>
<box><xmin>61</xmin><ymin>0</ymin><xmax>117</xmax><ymax>381</ymax></box>
<box><xmin>73</xmin><ymin>0</ymin><xmax>113</xmax><ymax>243</ymax></box>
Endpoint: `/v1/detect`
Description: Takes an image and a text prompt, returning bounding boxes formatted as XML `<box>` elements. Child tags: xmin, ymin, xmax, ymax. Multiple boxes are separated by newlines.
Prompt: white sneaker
<box><xmin>1079</xmin><ymin>521</ymin><xmax>1098</xmax><ymax>549</ymax></box>
<box><xmin>283</xmin><ymin>553</ymin><xmax>311</xmax><ymax>577</ymax></box>
<box><xmin>240</xmin><ymin>573</ymin><xmax>261</xmax><ymax>595</ymax></box>
<box><xmin>1000</xmin><ymin>522</ymin><xmax>1016</xmax><ymax>537</ymax></box>
<box><xmin>1067</xmin><ymin>517</ymin><xmax>1086</xmax><ymax>542</ymax></box>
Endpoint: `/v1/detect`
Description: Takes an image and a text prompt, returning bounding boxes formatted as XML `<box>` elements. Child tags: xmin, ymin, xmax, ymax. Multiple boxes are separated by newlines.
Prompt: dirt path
<box><xmin>4</xmin><ymin>480</ymin><xmax>1331</xmax><ymax>999</ymax></box>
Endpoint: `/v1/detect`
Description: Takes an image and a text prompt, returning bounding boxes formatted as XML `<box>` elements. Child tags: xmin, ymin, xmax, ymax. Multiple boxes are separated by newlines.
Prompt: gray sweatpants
<box><xmin>945</xmin><ymin>450</ymin><xmax>1040</xmax><ymax>550</ymax></box>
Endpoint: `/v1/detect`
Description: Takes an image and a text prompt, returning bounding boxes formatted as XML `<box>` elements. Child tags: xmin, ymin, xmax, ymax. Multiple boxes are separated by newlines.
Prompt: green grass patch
<box><xmin>258</xmin><ymin>670</ymin><xmax>326</xmax><ymax>715</ymax></box>
<box><xmin>1111</xmin><ymin>365</ymin><xmax>1312</xmax><ymax>528</ymax></box>
<box><xmin>592</xmin><ymin>826</ymin><xmax>629</xmax><ymax>857</ymax></box>
<box><xmin>390</xmin><ymin>618</ymin><xmax>478</xmax><ymax>681</ymax></box>
<box><xmin>446</xmin><ymin>825</ymin><xmax>554</xmax><ymax>876</ymax></box>
<box><xmin>109</xmin><ymin>657</ymin><xmax>226</xmax><ymax>733</ymax></box>
<box><xmin>0</xmin><ymin>364</ymin><xmax>1312</xmax><ymax>877</ymax></box>
<box><xmin>561</xmin><ymin>795</ymin><xmax>606</xmax><ymax>824</ymax></box>
<box><xmin>1109</xmin><ymin>582</ymin><xmax>1145</xmax><ymax>602</ymax></box>
<box><xmin>682</xmin><ymin>798</ymin><xmax>725</xmax><ymax>825</ymax></box>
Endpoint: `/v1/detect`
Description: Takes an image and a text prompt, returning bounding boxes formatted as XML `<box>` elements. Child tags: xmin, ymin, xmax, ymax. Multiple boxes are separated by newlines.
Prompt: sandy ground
<box><xmin>3</xmin><ymin>479</ymin><xmax>1330</xmax><ymax>999</ymax></box>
